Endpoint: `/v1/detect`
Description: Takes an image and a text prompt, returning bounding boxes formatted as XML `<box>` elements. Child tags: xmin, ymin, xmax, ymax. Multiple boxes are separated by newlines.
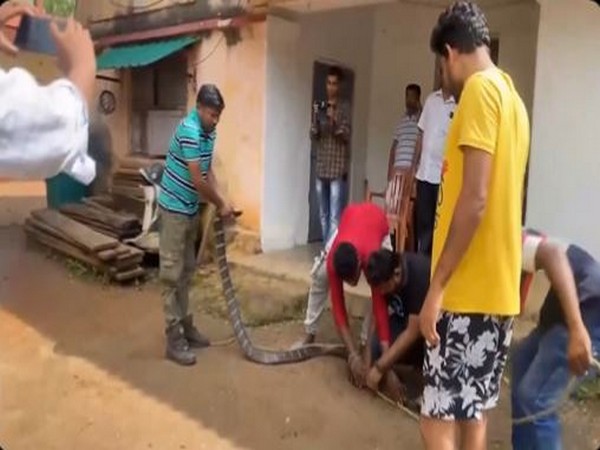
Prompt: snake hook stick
<box><xmin>377</xmin><ymin>358</ymin><xmax>600</xmax><ymax>426</ymax></box>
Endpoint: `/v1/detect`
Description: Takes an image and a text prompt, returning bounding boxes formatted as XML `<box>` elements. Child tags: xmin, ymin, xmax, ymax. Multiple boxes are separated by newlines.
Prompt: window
<box><xmin>131</xmin><ymin>53</ymin><xmax>188</xmax><ymax>155</ymax></box>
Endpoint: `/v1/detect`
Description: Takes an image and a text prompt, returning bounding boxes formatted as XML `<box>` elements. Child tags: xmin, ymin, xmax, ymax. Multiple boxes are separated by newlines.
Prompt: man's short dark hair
<box><xmin>327</xmin><ymin>65</ymin><xmax>344</xmax><ymax>81</ymax></box>
<box><xmin>406</xmin><ymin>83</ymin><xmax>421</xmax><ymax>98</ymax></box>
<box><xmin>333</xmin><ymin>242</ymin><xmax>359</xmax><ymax>282</ymax></box>
<box><xmin>430</xmin><ymin>1</ymin><xmax>491</xmax><ymax>57</ymax></box>
<box><xmin>365</xmin><ymin>249</ymin><xmax>401</xmax><ymax>286</ymax></box>
<box><xmin>196</xmin><ymin>84</ymin><xmax>225</xmax><ymax>112</ymax></box>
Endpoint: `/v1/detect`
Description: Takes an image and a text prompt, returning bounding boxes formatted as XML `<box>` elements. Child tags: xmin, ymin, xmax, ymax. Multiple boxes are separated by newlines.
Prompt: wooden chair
<box><xmin>365</xmin><ymin>169</ymin><xmax>415</xmax><ymax>252</ymax></box>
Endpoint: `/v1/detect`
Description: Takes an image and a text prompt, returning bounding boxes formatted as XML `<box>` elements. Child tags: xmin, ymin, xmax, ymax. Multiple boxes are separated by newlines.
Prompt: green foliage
<box><xmin>44</xmin><ymin>0</ymin><xmax>76</xmax><ymax>17</ymax></box>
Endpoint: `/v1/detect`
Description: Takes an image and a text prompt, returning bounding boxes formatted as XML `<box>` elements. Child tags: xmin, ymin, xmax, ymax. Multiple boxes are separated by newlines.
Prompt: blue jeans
<box><xmin>315</xmin><ymin>177</ymin><xmax>345</xmax><ymax>243</ymax></box>
<box><xmin>511</xmin><ymin>304</ymin><xmax>600</xmax><ymax>450</ymax></box>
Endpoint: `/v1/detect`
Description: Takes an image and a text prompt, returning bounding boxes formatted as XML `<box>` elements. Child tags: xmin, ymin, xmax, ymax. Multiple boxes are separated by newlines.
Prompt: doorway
<box><xmin>307</xmin><ymin>61</ymin><xmax>355</xmax><ymax>243</ymax></box>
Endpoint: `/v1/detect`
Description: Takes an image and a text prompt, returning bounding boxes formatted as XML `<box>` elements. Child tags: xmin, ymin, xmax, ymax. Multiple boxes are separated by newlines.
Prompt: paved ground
<box><xmin>1</xmin><ymin>225</ymin><xmax>599</xmax><ymax>450</ymax></box>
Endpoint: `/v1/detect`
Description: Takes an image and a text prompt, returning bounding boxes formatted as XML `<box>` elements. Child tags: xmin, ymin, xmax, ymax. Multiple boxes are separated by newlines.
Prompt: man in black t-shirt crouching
<box><xmin>363</xmin><ymin>249</ymin><xmax>430</xmax><ymax>406</ymax></box>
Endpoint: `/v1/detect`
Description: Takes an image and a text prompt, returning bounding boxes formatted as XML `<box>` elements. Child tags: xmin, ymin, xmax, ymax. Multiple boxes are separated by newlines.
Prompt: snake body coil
<box><xmin>213</xmin><ymin>217</ymin><xmax>347</xmax><ymax>364</ymax></box>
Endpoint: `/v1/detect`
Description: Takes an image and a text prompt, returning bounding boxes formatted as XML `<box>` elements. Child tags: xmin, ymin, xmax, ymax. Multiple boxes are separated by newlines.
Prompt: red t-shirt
<box><xmin>326</xmin><ymin>202</ymin><xmax>391</xmax><ymax>344</ymax></box>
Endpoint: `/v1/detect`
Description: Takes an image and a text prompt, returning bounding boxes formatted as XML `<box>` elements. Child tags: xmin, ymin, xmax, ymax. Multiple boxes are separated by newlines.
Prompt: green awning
<box><xmin>96</xmin><ymin>36</ymin><xmax>198</xmax><ymax>70</ymax></box>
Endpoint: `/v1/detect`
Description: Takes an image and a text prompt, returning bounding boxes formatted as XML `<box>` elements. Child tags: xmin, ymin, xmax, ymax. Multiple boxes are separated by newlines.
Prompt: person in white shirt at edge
<box><xmin>0</xmin><ymin>0</ymin><xmax>97</xmax><ymax>184</ymax></box>
<box><xmin>413</xmin><ymin>69</ymin><xmax>456</xmax><ymax>256</ymax></box>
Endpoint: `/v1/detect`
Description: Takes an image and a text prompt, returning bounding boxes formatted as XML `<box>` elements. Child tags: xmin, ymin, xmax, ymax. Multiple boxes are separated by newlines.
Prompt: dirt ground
<box><xmin>1</xmin><ymin>225</ymin><xmax>599</xmax><ymax>450</ymax></box>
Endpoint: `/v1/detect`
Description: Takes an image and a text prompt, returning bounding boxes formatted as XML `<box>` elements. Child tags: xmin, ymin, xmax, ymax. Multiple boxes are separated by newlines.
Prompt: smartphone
<box><xmin>14</xmin><ymin>15</ymin><xmax>66</xmax><ymax>56</ymax></box>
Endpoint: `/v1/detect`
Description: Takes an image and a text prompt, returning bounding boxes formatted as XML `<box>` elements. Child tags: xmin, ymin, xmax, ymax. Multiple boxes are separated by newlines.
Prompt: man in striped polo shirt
<box><xmin>159</xmin><ymin>84</ymin><xmax>234</xmax><ymax>366</ymax></box>
<box><xmin>386</xmin><ymin>84</ymin><xmax>422</xmax><ymax>180</ymax></box>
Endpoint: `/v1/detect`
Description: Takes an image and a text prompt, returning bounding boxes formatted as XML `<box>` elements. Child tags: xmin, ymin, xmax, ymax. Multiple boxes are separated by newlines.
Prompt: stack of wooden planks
<box><xmin>112</xmin><ymin>156</ymin><xmax>163</xmax><ymax>200</ymax></box>
<box><xmin>24</xmin><ymin>208</ymin><xmax>145</xmax><ymax>283</ymax></box>
<box><xmin>59</xmin><ymin>198</ymin><xmax>142</xmax><ymax>239</ymax></box>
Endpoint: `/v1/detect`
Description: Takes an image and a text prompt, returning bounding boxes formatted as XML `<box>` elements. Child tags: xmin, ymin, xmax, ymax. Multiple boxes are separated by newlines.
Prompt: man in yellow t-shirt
<box><xmin>418</xmin><ymin>2</ymin><xmax>530</xmax><ymax>450</ymax></box>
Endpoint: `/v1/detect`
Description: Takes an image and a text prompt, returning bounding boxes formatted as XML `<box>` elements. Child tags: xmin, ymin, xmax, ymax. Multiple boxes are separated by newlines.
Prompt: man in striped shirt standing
<box><xmin>159</xmin><ymin>84</ymin><xmax>234</xmax><ymax>366</ymax></box>
<box><xmin>387</xmin><ymin>84</ymin><xmax>422</xmax><ymax>180</ymax></box>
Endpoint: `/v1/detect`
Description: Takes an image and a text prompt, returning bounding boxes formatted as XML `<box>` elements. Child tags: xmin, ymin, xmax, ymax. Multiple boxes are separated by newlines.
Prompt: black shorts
<box><xmin>421</xmin><ymin>312</ymin><xmax>514</xmax><ymax>420</ymax></box>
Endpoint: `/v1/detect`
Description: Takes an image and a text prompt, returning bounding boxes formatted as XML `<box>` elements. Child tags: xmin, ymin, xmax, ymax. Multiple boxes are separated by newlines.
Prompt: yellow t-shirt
<box><xmin>432</xmin><ymin>68</ymin><xmax>530</xmax><ymax>316</ymax></box>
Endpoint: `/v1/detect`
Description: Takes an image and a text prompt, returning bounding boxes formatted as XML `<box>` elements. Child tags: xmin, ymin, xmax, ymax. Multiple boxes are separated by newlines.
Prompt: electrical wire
<box><xmin>188</xmin><ymin>0</ymin><xmax>243</xmax><ymax>68</ymax></box>
<box><xmin>377</xmin><ymin>358</ymin><xmax>600</xmax><ymax>426</ymax></box>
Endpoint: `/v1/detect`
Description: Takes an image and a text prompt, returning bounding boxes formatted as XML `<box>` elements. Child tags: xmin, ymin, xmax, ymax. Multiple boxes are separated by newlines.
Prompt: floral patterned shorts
<box><xmin>421</xmin><ymin>312</ymin><xmax>514</xmax><ymax>420</ymax></box>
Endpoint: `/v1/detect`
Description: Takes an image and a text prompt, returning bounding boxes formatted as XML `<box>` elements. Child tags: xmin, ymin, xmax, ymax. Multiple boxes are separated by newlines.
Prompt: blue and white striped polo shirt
<box><xmin>392</xmin><ymin>112</ymin><xmax>420</xmax><ymax>169</ymax></box>
<box><xmin>158</xmin><ymin>109</ymin><xmax>215</xmax><ymax>215</ymax></box>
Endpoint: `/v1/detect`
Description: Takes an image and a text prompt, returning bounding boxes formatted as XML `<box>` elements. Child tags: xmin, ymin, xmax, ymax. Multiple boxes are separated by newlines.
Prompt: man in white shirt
<box><xmin>0</xmin><ymin>1</ymin><xmax>97</xmax><ymax>184</ymax></box>
<box><xmin>413</xmin><ymin>86</ymin><xmax>455</xmax><ymax>255</ymax></box>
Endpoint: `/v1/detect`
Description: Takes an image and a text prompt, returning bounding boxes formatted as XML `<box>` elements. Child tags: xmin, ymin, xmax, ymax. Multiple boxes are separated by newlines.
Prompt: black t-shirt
<box><xmin>386</xmin><ymin>252</ymin><xmax>431</xmax><ymax>321</ymax></box>
<box><xmin>539</xmin><ymin>244</ymin><xmax>600</xmax><ymax>330</ymax></box>
<box><xmin>384</xmin><ymin>253</ymin><xmax>430</xmax><ymax>366</ymax></box>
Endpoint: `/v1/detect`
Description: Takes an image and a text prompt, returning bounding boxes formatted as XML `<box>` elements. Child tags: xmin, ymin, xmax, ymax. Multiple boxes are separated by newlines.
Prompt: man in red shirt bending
<box><xmin>300</xmin><ymin>202</ymin><xmax>392</xmax><ymax>385</ymax></box>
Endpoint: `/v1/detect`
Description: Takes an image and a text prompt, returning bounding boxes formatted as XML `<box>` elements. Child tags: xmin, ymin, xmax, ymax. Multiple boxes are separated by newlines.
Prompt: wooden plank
<box><xmin>96</xmin><ymin>248</ymin><xmax>118</xmax><ymax>261</ymax></box>
<box><xmin>27</xmin><ymin>217</ymin><xmax>134</xmax><ymax>259</ymax></box>
<box><xmin>118</xmin><ymin>157</ymin><xmax>157</xmax><ymax>169</ymax></box>
<box><xmin>86</xmin><ymin>195</ymin><xmax>116</xmax><ymax>209</ymax></box>
<box><xmin>25</xmin><ymin>223</ymin><xmax>105</xmax><ymax>271</ymax></box>
<box><xmin>82</xmin><ymin>197</ymin><xmax>118</xmax><ymax>215</ymax></box>
<box><xmin>112</xmin><ymin>186</ymin><xmax>145</xmax><ymax>200</ymax></box>
<box><xmin>116</xmin><ymin>243</ymin><xmax>144</xmax><ymax>258</ymax></box>
<box><xmin>114</xmin><ymin>167</ymin><xmax>143</xmax><ymax>177</ymax></box>
<box><xmin>114</xmin><ymin>266</ymin><xmax>145</xmax><ymax>282</ymax></box>
<box><xmin>25</xmin><ymin>224</ymin><xmax>145</xmax><ymax>283</ymax></box>
<box><xmin>111</xmin><ymin>257</ymin><xmax>144</xmax><ymax>271</ymax></box>
<box><xmin>109</xmin><ymin>193</ymin><xmax>146</xmax><ymax>219</ymax></box>
<box><xmin>97</xmin><ymin>246</ymin><xmax>130</xmax><ymax>261</ymax></box>
<box><xmin>31</xmin><ymin>209</ymin><xmax>118</xmax><ymax>252</ymax></box>
<box><xmin>25</xmin><ymin>217</ymin><xmax>84</xmax><ymax>251</ymax></box>
<box><xmin>60</xmin><ymin>203</ymin><xmax>140</xmax><ymax>230</ymax></box>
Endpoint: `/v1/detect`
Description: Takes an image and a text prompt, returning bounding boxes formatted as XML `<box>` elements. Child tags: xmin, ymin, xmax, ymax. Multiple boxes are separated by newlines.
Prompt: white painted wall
<box><xmin>486</xmin><ymin>1</ymin><xmax>539</xmax><ymax>113</ymax></box>
<box><xmin>364</xmin><ymin>1</ymin><xmax>539</xmax><ymax>194</ymax></box>
<box><xmin>262</xmin><ymin>8</ymin><xmax>375</xmax><ymax>251</ymax></box>
<box><xmin>262</xmin><ymin>16</ymin><xmax>304</xmax><ymax>250</ymax></box>
<box><xmin>262</xmin><ymin>0</ymin><xmax>541</xmax><ymax>251</ymax></box>
<box><xmin>365</xmin><ymin>3</ymin><xmax>443</xmax><ymax>194</ymax></box>
<box><xmin>527</xmin><ymin>0</ymin><xmax>600</xmax><ymax>257</ymax></box>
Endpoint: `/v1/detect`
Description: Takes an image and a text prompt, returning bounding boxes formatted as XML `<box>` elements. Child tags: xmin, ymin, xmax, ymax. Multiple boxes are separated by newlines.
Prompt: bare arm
<box><xmin>419</xmin><ymin>147</ymin><xmax>491</xmax><ymax>345</ymax></box>
<box><xmin>188</xmin><ymin>162</ymin><xmax>225</xmax><ymax>209</ymax></box>
<box><xmin>412</xmin><ymin>131</ymin><xmax>424</xmax><ymax>173</ymax></box>
<box><xmin>375</xmin><ymin>315</ymin><xmax>420</xmax><ymax>372</ymax></box>
<box><xmin>387</xmin><ymin>140</ymin><xmax>398</xmax><ymax>181</ymax></box>
<box><xmin>535</xmin><ymin>240</ymin><xmax>592</xmax><ymax>375</ymax></box>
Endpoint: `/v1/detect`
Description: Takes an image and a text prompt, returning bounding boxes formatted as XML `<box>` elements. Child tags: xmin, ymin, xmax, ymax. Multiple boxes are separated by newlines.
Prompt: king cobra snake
<box><xmin>211</xmin><ymin>216</ymin><xmax>347</xmax><ymax>364</ymax></box>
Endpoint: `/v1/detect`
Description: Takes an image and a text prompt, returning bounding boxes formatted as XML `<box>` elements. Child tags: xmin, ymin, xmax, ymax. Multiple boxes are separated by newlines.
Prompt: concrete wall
<box><xmin>364</xmin><ymin>1</ymin><xmax>539</xmax><ymax>194</ymax></box>
<box><xmin>365</xmin><ymin>2</ymin><xmax>442</xmax><ymax>194</ymax></box>
<box><xmin>262</xmin><ymin>16</ymin><xmax>303</xmax><ymax>250</ymax></box>
<box><xmin>527</xmin><ymin>0</ymin><xmax>600</xmax><ymax>256</ymax></box>
<box><xmin>261</xmin><ymin>7</ymin><xmax>375</xmax><ymax>251</ymax></box>
<box><xmin>486</xmin><ymin>1</ymin><xmax>539</xmax><ymax>114</ymax></box>
<box><xmin>95</xmin><ymin>70</ymin><xmax>132</xmax><ymax>162</ymax></box>
<box><xmin>298</xmin><ymin>7</ymin><xmax>375</xmax><ymax>207</ymax></box>
<box><xmin>0</xmin><ymin>52</ymin><xmax>60</xmax><ymax>84</ymax></box>
<box><xmin>189</xmin><ymin>24</ymin><xmax>267</xmax><ymax>233</ymax></box>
